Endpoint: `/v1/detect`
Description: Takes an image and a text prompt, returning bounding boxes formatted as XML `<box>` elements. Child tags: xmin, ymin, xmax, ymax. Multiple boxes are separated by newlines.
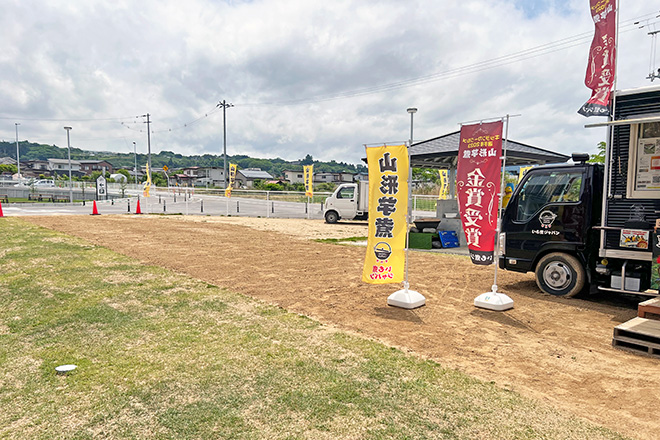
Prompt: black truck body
<box><xmin>499</xmin><ymin>85</ymin><xmax>660</xmax><ymax>297</ymax></box>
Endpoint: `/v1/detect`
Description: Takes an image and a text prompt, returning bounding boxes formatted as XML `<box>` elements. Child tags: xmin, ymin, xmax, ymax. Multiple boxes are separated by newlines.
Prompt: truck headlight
<box><xmin>498</xmin><ymin>232</ymin><xmax>506</xmax><ymax>256</ymax></box>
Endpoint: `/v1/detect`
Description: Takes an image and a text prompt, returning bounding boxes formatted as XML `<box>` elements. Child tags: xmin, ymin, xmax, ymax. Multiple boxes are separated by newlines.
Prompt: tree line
<box><xmin>0</xmin><ymin>141</ymin><xmax>366</xmax><ymax>177</ymax></box>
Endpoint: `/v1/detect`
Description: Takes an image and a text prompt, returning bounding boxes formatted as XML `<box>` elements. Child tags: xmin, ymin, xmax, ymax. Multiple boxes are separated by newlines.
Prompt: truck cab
<box><xmin>323</xmin><ymin>181</ymin><xmax>369</xmax><ymax>223</ymax></box>
<box><xmin>498</xmin><ymin>86</ymin><xmax>660</xmax><ymax>299</ymax></box>
<box><xmin>499</xmin><ymin>157</ymin><xmax>603</xmax><ymax>297</ymax></box>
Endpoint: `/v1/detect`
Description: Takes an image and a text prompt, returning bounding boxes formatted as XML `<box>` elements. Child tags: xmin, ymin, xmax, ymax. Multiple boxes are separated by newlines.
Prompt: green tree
<box><xmin>588</xmin><ymin>141</ymin><xmax>606</xmax><ymax>163</ymax></box>
<box><xmin>316</xmin><ymin>182</ymin><xmax>336</xmax><ymax>192</ymax></box>
<box><xmin>412</xmin><ymin>168</ymin><xmax>440</xmax><ymax>184</ymax></box>
<box><xmin>0</xmin><ymin>164</ymin><xmax>17</xmax><ymax>174</ymax></box>
<box><xmin>301</xmin><ymin>154</ymin><xmax>314</xmax><ymax>165</ymax></box>
<box><xmin>151</xmin><ymin>172</ymin><xmax>167</xmax><ymax>187</ymax></box>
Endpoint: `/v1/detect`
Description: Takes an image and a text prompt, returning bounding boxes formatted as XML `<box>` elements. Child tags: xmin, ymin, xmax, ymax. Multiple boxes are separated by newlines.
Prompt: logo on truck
<box><xmin>539</xmin><ymin>210</ymin><xmax>557</xmax><ymax>229</ymax></box>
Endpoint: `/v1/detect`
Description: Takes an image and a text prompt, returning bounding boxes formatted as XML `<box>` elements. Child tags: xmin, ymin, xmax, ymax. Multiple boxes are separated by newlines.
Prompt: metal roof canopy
<box><xmin>409</xmin><ymin>131</ymin><xmax>570</xmax><ymax>169</ymax></box>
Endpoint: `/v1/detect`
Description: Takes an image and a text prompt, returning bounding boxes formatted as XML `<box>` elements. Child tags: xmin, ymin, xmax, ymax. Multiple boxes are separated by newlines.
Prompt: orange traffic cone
<box><xmin>136</xmin><ymin>199</ymin><xmax>142</xmax><ymax>214</ymax></box>
<box><xmin>0</xmin><ymin>200</ymin><xmax>4</xmax><ymax>217</ymax></box>
<box><xmin>91</xmin><ymin>200</ymin><xmax>100</xmax><ymax>215</ymax></box>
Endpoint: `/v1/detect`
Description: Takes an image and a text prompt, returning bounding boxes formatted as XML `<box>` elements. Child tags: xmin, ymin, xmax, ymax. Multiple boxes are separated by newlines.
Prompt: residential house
<box><xmin>182</xmin><ymin>166</ymin><xmax>225</xmax><ymax>187</ymax></box>
<box><xmin>282</xmin><ymin>169</ymin><xmax>304</xmax><ymax>184</ymax></box>
<box><xmin>47</xmin><ymin>158</ymin><xmax>85</xmax><ymax>178</ymax></box>
<box><xmin>79</xmin><ymin>160</ymin><xmax>114</xmax><ymax>176</ymax></box>
<box><xmin>313</xmin><ymin>172</ymin><xmax>355</xmax><ymax>184</ymax></box>
<box><xmin>21</xmin><ymin>160</ymin><xmax>51</xmax><ymax>178</ymax></box>
<box><xmin>0</xmin><ymin>157</ymin><xmax>16</xmax><ymax>166</ymax></box>
<box><xmin>235</xmin><ymin>168</ymin><xmax>274</xmax><ymax>188</ymax></box>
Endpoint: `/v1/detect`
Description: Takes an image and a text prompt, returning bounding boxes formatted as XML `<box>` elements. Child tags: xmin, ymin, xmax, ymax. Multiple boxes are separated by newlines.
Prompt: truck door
<box><xmin>333</xmin><ymin>184</ymin><xmax>358</xmax><ymax>220</ymax></box>
<box><xmin>501</xmin><ymin>167</ymin><xmax>590</xmax><ymax>273</ymax></box>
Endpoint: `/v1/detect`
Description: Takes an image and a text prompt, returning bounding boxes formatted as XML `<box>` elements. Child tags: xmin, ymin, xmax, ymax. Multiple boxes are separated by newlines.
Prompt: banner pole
<box><xmin>404</xmin><ymin>140</ymin><xmax>411</xmax><ymax>292</ymax></box>
<box><xmin>492</xmin><ymin>114</ymin><xmax>510</xmax><ymax>293</ymax></box>
<box><xmin>473</xmin><ymin>115</ymin><xmax>514</xmax><ymax>311</ymax></box>
<box><xmin>386</xmin><ymin>130</ymin><xmax>425</xmax><ymax>308</ymax></box>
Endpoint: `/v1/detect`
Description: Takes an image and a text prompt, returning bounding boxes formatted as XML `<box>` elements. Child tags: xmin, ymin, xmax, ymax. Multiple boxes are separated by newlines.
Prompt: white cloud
<box><xmin>0</xmin><ymin>0</ymin><xmax>657</xmax><ymax>165</ymax></box>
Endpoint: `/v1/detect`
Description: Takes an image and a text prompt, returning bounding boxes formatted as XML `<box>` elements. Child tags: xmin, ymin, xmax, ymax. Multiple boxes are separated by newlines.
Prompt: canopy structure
<box><xmin>409</xmin><ymin>131</ymin><xmax>570</xmax><ymax>169</ymax></box>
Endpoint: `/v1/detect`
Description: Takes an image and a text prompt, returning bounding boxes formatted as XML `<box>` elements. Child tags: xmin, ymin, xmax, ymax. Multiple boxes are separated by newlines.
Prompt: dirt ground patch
<box><xmin>25</xmin><ymin>215</ymin><xmax>659</xmax><ymax>439</ymax></box>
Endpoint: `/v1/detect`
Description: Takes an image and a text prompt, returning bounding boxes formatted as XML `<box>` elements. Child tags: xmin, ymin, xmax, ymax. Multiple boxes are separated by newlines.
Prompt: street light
<box><xmin>15</xmin><ymin>123</ymin><xmax>20</xmax><ymax>182</ymax></box>
<box><xmin>217</xmin><ymin>100</ymin><xmax>234</xmax><ymax>188</ymax></box>
<box><xmin>387</xmin><ymin>107</ymin><xmax>425</xmax><ymax>309</ymax></box>
<box><xmin>133</xmin><ymin>141</ymin><xmax>138</xmax><ymax>186</ymax></box>
<box><xmin>64</xmin><ymin>127</ymin><xmax>73</xmax><ymax>203</ymax></box>
<box><xmin>407</xmin><ymin>107</ymin><xmax>417</xmax><ymax>145</ymax></box>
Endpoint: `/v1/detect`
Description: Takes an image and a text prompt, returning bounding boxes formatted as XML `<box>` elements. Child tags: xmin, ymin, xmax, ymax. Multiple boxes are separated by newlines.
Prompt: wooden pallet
<box><xmin>638</xmin><ymin>297</ymin><xmax>660</xmax><ymax>320</ymax></box>
<box><xmin>613</xmin><ymin>317</ymin><xmax>660</xmax><ymax>358</ymax></box>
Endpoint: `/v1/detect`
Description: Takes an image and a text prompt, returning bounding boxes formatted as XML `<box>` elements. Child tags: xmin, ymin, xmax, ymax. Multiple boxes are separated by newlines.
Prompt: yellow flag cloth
<box><xmin>362</xmin><ymin>145</ymin><xmax>409</xmax><ymax>284</ymax></box>
<box><xmin>438</xmin><ymin>169</ymin><xmax>449</xmax><ymax>199</ymax></box>
<box><xmin>304</xmin><ymin>165</ymin><xmax>314</xmax><ymax>197</ymax></box>
<box><xmin>225</xmin><ymin>163</ymin><xmax>237</xmax><ymax>198</ymax></box>
<box><xmin>143</xmin><ymin>163</ymin><xmax>152</xmax><ymax>197</ymax></box>
<box><xmin>519</xmin><ymin>165</ymin><xmax>533</xmax><ymax>182</ymax></box>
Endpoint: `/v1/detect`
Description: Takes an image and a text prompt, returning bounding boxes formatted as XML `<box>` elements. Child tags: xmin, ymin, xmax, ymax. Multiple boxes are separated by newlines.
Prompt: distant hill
<box><xmin>0</xmin><ymin>141</ymin><xmax>366</xmax><ymax>177</ymax></box>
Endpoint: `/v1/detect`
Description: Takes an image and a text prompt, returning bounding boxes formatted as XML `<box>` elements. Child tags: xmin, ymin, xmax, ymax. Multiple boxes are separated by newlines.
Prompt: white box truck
<box><xmin>323</xmin><ymin>181</ymin><xmax>369</xmax><ymax>223</ymax></box>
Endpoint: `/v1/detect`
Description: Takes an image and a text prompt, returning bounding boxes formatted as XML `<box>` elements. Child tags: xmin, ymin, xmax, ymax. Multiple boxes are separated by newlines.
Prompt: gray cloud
<box><xmin>0</xmin><ymin>0</ymin><xmax>656</xmax><ymax>165</ymax></box>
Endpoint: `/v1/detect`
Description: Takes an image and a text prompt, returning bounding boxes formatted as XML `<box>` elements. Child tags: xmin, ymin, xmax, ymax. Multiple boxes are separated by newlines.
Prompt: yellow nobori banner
<box><xmin>225</xmin><ymin>163</ymin><xmax>237</xmax><ymax>198</ymax></box>
<box><xmin>362</xmin><ymin>145</ymin><xmax>409</xmax><ymax>284</ymax></box>
<box><xmin>304</xmin><ymin>165</ymin><xmax>313</xmax><ymax>197</ymax></box>
<box><xmin>438</xmin><ymin>169</ymin><xmax>449</xmax><ymax>200</ymax></box>
<box><xmin>143</xmin><ymin>163</ymin><xmax>152</xmax><ymax>198</ymax></box>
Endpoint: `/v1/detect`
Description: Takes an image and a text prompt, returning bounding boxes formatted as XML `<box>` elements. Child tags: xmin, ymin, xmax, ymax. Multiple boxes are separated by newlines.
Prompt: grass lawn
<box><xmin>0</xmin><ymin>218</ymin><xmax>629</xmax><ymax>440</ymax></box>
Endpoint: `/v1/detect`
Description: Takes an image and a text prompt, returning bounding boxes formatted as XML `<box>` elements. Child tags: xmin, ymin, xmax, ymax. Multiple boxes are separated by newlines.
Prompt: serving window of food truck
<box><xmin>628</xmin><ymin>121</ymin><xmax>660</xmax><ymax>198</ymax></box>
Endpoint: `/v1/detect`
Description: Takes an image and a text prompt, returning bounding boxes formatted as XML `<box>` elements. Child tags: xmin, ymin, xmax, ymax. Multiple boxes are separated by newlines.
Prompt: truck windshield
<box><xmin>515</xmin><ymin>171</ymin><xmax>583</xmax><ymax>222</ymax></box>
<box><xmin>336</xmin><ymin>187</ymin><xmax>355</xmax><ymax>199</ymax></box>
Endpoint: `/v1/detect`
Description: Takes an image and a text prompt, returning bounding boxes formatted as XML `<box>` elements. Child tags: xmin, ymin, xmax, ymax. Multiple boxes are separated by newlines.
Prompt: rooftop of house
<box><xmin>238</xmin><ymin>169</ymin><xmax>274</xmax><ymax>179</ymax></box>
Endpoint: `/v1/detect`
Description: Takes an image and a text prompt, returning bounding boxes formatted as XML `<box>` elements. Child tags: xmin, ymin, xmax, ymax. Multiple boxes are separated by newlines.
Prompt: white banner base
<box><xmin>474</xmin><ymin>291</ymin><xmax>513</xmax><ymax>311</ymax></box>
<box><xmin>388</xmin><ymin>288</ymin><xmax>426</xmax><ymax>309</ymax></box>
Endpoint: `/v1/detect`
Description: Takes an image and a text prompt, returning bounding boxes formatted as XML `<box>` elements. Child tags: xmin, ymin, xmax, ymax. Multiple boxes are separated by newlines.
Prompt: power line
<box><xmin>0</xmin><ymin>115</ymin><xmax>141</xmax><ymax>122</ymax></box>
<box><xmin>3</xmin><ymin>10</ymin><xmax>658</xmax><ymax>137</ymax></box>
<box><xmin>239</xmin><ymin>13</ymin><xmax>659</xmax><ymax>107</ymax></box>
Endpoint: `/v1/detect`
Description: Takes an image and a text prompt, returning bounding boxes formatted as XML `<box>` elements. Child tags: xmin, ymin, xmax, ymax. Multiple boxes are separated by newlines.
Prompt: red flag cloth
<box><xmin>457</xmin><ymin>121</ymin><xmax>503</xmax><ymax>265</ymax></box>
<box><xmin>578</xmin><ymin>0</ymin><xmax>616</xmax><ymax>117</ymax></box>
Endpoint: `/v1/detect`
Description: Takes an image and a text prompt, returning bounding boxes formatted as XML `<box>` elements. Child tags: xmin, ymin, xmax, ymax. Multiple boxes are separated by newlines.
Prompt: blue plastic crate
<box><xmin>438</xmin><ymin>231</ymin><xmax>459</xmax><ymax>248</ymax></box>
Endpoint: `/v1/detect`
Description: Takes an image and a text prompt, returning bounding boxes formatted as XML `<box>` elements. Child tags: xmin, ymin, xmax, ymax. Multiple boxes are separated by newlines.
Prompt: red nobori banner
<box><xmin>578</xmin><ymin>0</ymin><xmax>616</xmax><ymax>117</ymax></box>
<box><xmin>457</xmin><ymin>121</ymin><xmax>503</xmax><ymax>265</ymax></box>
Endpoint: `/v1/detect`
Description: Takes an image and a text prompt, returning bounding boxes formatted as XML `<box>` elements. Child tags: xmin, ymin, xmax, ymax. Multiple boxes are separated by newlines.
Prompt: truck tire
<box><xmin>325</xmin><ymin>210</ymin><xmax>339</xmax><ymax>224</ymax></box>
<box><xmin>535</xmin><ymin>252</ymin><xmax>585</xmax><ymax>297</ymax></box>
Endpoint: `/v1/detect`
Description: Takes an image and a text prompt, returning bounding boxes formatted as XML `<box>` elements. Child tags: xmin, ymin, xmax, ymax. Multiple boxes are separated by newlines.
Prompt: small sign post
<box><xmin>96</xmin><ymin>175</ymin><xmax>107</xmax><ymax>201</ymax></box>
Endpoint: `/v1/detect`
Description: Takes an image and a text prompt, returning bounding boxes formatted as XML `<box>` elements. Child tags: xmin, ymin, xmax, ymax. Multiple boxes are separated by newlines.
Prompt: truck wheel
<box><xmin>535</xmin><ymin>252</ymin><xmax>585</xmax><ymax>297</ymax></box>
<box><xmin>325</xmin><ymin>211</ymin><xmax>339</xmax><ymax>224</ymax></box>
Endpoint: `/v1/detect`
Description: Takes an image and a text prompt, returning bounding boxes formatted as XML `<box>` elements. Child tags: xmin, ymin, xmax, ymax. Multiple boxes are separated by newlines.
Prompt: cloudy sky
<box><xmin>1</xmin><ymin>0</ymin><xmax>659</xmax><ymax>165</ymax></box>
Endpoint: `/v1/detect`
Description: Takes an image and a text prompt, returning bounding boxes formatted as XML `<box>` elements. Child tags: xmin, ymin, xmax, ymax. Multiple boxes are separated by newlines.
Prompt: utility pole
<box><xmin>14</xmin><ymin>123</ymin><xmax>20</xmax><ymax>181</ymax></box>
<box><xmin>647</xmin><ymin>30</ymin><xmax>660</xmax><ymax>82</ymax></box>
<box><xmin>217</xmin><ymin>100</ymin><xmax>234</xmax><ymax>188</ymax></box>
<box><xmin>64</xmin><ymin>126</ymin><xmax>73</xmax><ymax>203</ymax></box>
<box><xmin>142</xmin><ymin>113</ymin><xmax>152</xmax><ymax>174</ymax></box>
<box><xmin>133</xmin><ymin>141</ymin><xmax>138</xmax><ymax>186</ymax></box>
